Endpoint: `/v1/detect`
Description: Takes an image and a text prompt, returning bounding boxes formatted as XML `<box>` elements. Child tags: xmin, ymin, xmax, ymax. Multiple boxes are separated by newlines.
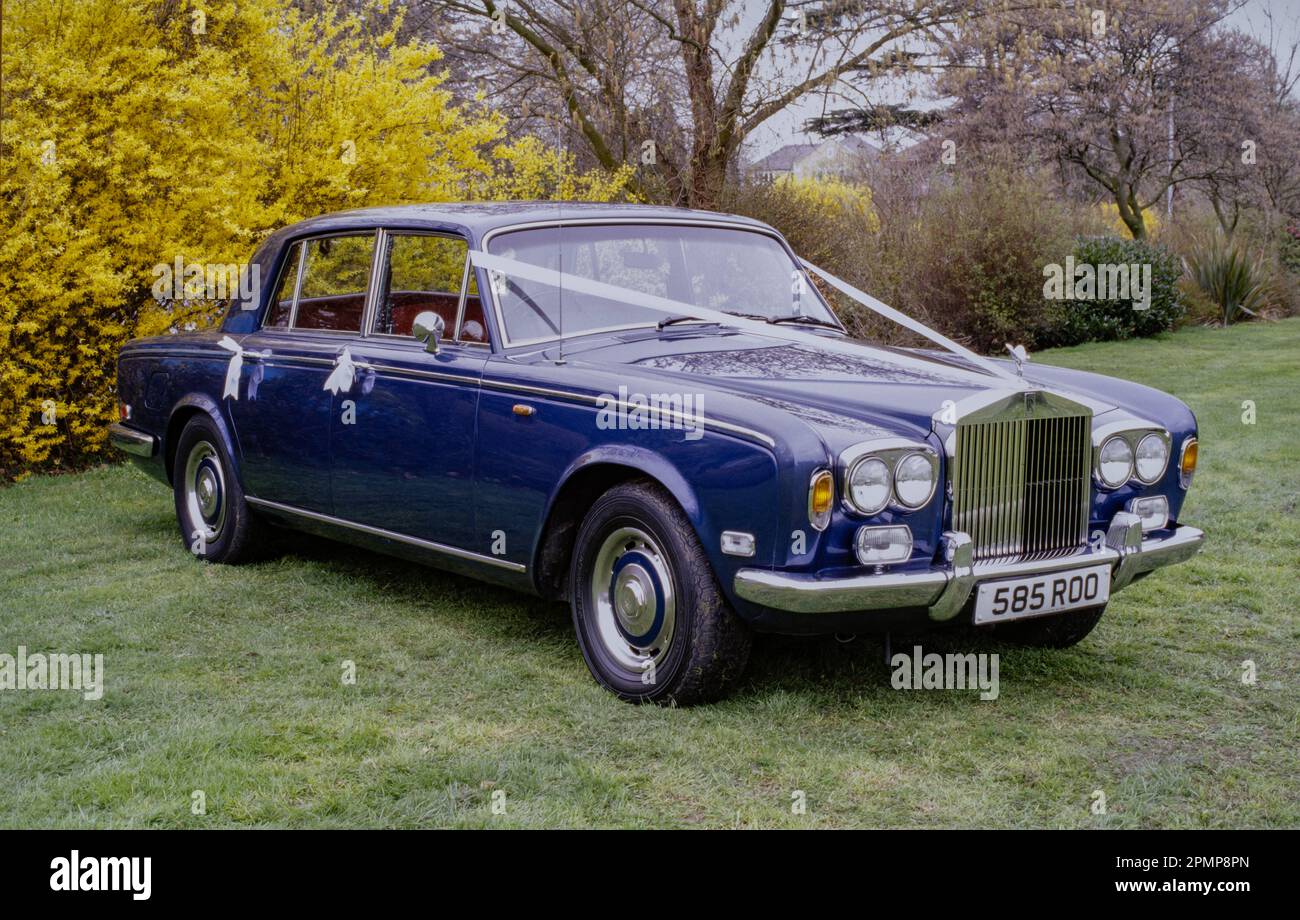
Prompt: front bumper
<box><xmin>733</xmin><ymin>514</ymin><xmax>1204</xmax><ymax>620</ymax></box>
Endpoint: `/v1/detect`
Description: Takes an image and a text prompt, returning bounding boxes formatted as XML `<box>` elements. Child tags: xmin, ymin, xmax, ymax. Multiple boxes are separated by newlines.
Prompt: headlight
<box><xmin>1098</xmin><ymin>436</ymin><xmax>1134</xmax><ymax>488</ymax></box>
<box><xmin>847</xmin><ymin>456</ymin><xmax>891</xmax><ymax>515</ymax></box>
<box><xmin>1134</xmin><ymin>433</ymin><xmax>1169</xmax><ymax>483</ymax></box>
<box><xmin>893</xmin><ymin>452</ymin><xmax>936</xmax><ymax>509</ymax></box>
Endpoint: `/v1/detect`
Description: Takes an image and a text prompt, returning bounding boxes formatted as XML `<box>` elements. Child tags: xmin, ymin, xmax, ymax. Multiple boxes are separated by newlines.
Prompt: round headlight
<box><xmin>1098</xmin><ymin>436</ymin><xmax>1134</xmax><ymax>488</ymax></box>
<box><xmin>893</xmin><ymin>453</ymin><xmax>935</xmax><ymax>508</ymax></box>
<box><xmin>1134</xmin><ymin>433</ymin><xmax>1168</xmax><ymax>483</ymax></box>
<box><xmin>847</xmin><ymin>457</ymin><xmax>891</xmax><ymax>514</ymax></box>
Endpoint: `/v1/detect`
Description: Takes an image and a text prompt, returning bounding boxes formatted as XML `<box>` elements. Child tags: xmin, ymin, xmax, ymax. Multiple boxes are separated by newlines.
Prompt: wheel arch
<box><xmin>164</xmin><ymin>395</ymin><xmax>239</xmax><ymax>486</ymax></box>
<box><xmin>531</xmin><ymin>449</ymin><xmax>703</xmax><ymax>601</ymax></box>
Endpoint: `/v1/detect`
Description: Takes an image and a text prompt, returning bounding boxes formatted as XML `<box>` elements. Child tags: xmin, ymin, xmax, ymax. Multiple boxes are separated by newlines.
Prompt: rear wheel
<box><xmin>570</xmin><ymin>480</ymin><xmax>751</xmax><ymax>705</ymax></box>
<box><xmin>993</xmin><ymin>604</ymin><xmax>1106</xmax><ymax>648</ymax></box>
<box><xmin>172</xmin><ymin>415</ymin><xmax>267</xmax><ymax>564</ymax></box>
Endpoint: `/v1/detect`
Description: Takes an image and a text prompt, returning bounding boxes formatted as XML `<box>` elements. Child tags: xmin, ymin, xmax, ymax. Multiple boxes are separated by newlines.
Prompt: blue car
<box><xmin>111</xmin><ymin>203</ymin><xmax>1204</xmax><ymax>704</ymax></box>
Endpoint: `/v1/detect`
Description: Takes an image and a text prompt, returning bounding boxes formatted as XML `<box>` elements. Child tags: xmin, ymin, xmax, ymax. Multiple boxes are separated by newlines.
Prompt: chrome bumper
<box><xmin>108</xmin><ymin>422</ymin><xmax>158</xmax><ymax>458</ymax></box>
<box><xmin>733</xmin><ymin>515</ymin><xmax>1204</xmax><ymax>620</ymax></box>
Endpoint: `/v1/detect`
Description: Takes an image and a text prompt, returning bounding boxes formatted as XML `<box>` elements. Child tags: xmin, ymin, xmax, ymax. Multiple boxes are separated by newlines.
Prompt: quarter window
<box><xmin>263</xmin><ymin>241</ymin><xmax>303</xmax><ymax>328</ymax></box>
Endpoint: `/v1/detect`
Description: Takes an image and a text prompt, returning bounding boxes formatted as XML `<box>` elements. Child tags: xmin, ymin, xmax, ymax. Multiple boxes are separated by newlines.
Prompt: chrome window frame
<box><xmin>478</xmin><ymin>217</ymin><xmax>838</xmax><ymax>350</ymax></box>
<box><xmin>364</xmin><ymin>229</ymin><xmax>489</xmax><ymax>348</ymax></box>
<box><xmin>262</xmin><ymin>239</ymin><xmax>307</xmax><ymax>330</ymax></box>
<box><xmin>279</xmin><ymin>230</ymin><xmax>380</xmax><ymax>337</ymax></box>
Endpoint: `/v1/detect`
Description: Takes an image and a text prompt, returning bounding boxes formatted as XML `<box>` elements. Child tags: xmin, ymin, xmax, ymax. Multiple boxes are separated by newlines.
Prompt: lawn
<box><xmin>1</xmin><ymin>319</ymin><xmax>1297</xmax><ymax>828</ymax></box>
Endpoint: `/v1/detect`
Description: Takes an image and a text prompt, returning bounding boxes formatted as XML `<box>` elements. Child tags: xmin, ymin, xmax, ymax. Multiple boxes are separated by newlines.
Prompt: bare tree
<box><xmin>416</xmin><ymin>0</ymin><xmax>1001</xmax><ymax>208</ymax></box>
<box><xmin>938</xmin><ymin>0</ymin><xmax>1248</xmax><ymax>239</ymax></box>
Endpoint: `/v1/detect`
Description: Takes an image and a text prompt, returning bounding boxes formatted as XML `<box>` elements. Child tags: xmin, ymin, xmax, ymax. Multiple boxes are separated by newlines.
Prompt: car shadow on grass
<box><xmin>219</xmin><ymin>525</ymin><xmax>1115</xmax><ymax>705</ymax></box>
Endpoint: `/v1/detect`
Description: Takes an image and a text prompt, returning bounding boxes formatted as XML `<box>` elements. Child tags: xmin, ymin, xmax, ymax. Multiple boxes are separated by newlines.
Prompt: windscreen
<box><xmin>485</xmin><ymin>223</ymin><xmax>836</xmax><ymax>344</ymax></box>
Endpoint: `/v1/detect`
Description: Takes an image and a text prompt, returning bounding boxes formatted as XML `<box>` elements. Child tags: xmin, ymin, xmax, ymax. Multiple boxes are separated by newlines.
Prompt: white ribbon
<box><xmin>323</xmin><ymin>347</ymin><xmax>356</xmax><ymax>395</ymax></box>
<box><xmin>468</xmin><ymin>250</ymin><xmax>1027</xmax><ymax>389</ymax></box>
<box><xmin>217</xmin><ymin>335</ymin><xmax>244</xmax><ymax>400</ymax></box>
<box><xmin>799</xmin><ymin>259</ymin><xmax>1026</xmax><ymax>387</ymax></box>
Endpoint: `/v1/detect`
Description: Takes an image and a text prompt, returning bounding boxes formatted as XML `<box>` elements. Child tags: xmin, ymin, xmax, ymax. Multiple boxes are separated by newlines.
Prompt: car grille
<box><xmin>952</xmin><ymin>410</ymin><xmax>1092</xmax><ymax>562</ymax></box>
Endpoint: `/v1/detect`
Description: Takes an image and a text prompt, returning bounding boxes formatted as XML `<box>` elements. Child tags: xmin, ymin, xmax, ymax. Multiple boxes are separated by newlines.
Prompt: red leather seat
<box><xmin>294</xmin><ymin>294</ymin><xmax>365</xmax><ymax>332</ymax></box>
<box><xmin>388</xmin><ymin>291</ymin><xmax>488</xmax><ymax>343</ymax></box>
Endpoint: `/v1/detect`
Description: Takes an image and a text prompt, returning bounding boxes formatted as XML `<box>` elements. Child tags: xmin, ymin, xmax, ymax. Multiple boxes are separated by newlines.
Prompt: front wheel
<box><xmin>569</xmin><ymin>480</ymin><xmax>752</xmax><ymax>705</ymax></box>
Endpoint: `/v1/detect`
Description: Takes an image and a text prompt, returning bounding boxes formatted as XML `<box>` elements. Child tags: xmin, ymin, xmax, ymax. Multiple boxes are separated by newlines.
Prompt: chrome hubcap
<box><xmin>589</xmin><ymin>526</ymin><xmax>676</xmax><ymax>671</ymax></box>
<box><xmin>183</xmin><ymin>441</ymin><xmax>226</xmax><ymax>543</ymax></box>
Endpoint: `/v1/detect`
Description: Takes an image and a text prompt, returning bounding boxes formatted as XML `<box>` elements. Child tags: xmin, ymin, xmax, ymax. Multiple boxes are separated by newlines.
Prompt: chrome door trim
<box><xmin>245</xmin><ymin>496</ymin><xmax>527</xmax><ymax>572</ymax></box>
<box><xmin>363</xmin><ymin>363</ymin><xmax>480</xmax><ymax>386</ymax></box>
<box><xmin>475</xmin><ymin>376</ymin><xmax>777</xmax><ymax>448</ymax></box>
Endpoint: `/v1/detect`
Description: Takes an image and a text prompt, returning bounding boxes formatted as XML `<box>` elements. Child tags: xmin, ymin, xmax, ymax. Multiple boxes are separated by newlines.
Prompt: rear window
<box><xmin>293</xmin><ymin>235</ymin><xmax>374</xmax><ymax>333</ymax></box>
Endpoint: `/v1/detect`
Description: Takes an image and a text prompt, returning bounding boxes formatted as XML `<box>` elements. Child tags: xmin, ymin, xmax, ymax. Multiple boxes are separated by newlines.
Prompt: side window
<box><xmin>294</xmin><ymin>235</ymin><xmax>375</xmax><ymax>333</ymax></box>
<box><xmin>263</xmin><ymin>241</ymin><xmax>303</xmax><ymax>328</ymax></box>
<box><xmin>376</xmin><ymin>234</ymin><xmax>484</xmax><ymax>343</ymax></box>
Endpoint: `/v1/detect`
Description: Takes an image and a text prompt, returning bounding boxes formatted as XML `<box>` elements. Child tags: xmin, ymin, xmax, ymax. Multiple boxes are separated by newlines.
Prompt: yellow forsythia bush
<box><xmin>0</xmin><ymin>0</ymin><xmax>634</xmax><ymax>477</ymax></box>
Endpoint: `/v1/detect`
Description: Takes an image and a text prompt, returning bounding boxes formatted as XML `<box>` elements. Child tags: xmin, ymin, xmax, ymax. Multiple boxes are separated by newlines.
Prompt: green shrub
<box><xmin>1278</xmin><ymin>225</ymin><xmax>1300</xmax><ymax>275</ymax></box>
<box><xmin>1184</xmin><ymin>233</ymin><xmax>1268</xmax><ymax>326</ymax></box>
<box><xmin>1047</xmin><ymin>237</ymin><xmax>1186</xmax><ymax>346</ymax></box>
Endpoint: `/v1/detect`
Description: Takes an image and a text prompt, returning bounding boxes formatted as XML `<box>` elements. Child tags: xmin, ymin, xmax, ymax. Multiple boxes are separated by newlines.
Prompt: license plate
<box><xmin>973</xmin><ymin>564</ymin><xmax>1111</xmax><ymax>625</ymax></box>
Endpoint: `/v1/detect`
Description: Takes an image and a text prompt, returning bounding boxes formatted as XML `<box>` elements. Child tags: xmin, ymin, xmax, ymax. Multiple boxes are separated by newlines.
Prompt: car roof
<box><xmin>272</xmin><ymin>201</ymin><xmax>771</xmax><ymax>242</ymax></box>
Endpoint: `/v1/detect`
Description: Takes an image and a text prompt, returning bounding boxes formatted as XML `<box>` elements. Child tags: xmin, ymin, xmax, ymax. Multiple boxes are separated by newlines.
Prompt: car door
<box><xmin>327</xmin><ymin>230</ymin><xmax>488</xmax><ymax>551</ymax></box>
<box><xmin>226</xmin><ymin>232</ymin><xmax>377</xmax><ymax>514</ymax></box>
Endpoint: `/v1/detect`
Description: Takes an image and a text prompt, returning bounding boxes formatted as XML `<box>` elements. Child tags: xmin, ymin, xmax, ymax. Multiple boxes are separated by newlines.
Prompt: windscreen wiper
<box><xmin>657</xmin><ymin>315</ymin><xmax>717</xmax><ymax>329</ymax></box>
<box><xmin>767</xmin><ymin>314</ymin><xmax>846</xmax><ymax>332</ymax></box>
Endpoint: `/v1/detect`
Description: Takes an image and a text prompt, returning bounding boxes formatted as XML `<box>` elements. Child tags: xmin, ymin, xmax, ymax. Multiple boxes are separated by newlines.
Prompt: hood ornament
<box><xmin>1005</xmin><ymin>343</ymin><xmax>1030</xmax><ymax>377</ymax></box>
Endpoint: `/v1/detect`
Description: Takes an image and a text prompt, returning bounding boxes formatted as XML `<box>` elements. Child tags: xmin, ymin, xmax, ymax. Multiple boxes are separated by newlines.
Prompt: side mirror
<box><xmin>412</xmin><ymin>311</ymin><xmax>445</xmax><ymax>355</ymax></box>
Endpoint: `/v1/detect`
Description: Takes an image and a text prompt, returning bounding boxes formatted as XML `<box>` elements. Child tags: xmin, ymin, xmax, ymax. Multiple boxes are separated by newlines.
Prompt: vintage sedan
<box><xmin>110</xmin><ymin>203</ymin><xmax>1203</xmax><ymax>704</ymax></box>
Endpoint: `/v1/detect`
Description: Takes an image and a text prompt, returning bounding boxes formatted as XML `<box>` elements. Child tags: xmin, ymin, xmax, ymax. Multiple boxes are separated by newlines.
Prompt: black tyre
<box><xmin>993</xmin><ymin>604</ymin><xmax>1106</xmax><ymax>648</ymax></box>
<box><xmin>172</xmin><ymin>414</ymin><xmax>267</xmax><ymax>564</ymax></box>
<box><xmin>570</xmin><ymin>480</ymin><xmax>752</xmax><ymax>705</ymax></box>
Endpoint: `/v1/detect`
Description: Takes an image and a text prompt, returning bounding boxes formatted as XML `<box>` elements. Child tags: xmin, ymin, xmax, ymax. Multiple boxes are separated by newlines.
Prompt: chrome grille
<box><xmin>952</xmin><ymin>407</ymin><xmax>1091</xmax><ymax>562</ymax></box>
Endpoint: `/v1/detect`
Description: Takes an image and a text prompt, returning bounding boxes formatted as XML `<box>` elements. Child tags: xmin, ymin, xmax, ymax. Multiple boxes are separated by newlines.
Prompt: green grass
<box><xmin>2</xmin><ymin>319</ymin><xmax>1298</xmax><ymax>828</ymax></box>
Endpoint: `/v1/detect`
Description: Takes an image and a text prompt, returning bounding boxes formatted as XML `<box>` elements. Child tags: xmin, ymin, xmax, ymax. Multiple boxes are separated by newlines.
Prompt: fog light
<box><xmin>1126</xmin><ymin>495</ymin><xmax>1169</xmax><ymax>532</ymax></box>
<box><xmin>854</xmin><ymin>525</ymin><xmax>912</xmax><ymax>565</ymax></box>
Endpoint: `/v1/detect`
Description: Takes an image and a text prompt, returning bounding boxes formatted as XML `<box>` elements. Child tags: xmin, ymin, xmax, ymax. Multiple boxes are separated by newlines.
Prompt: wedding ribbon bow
<box><xmin>217</xmin><ymin>336</ymin><xmax>245</xmax><ymax>400</ymax></box>
<box><xmin>323</xmin><ymin>347</ymin><xmax>372</xmax><ymax>395</ymax></box>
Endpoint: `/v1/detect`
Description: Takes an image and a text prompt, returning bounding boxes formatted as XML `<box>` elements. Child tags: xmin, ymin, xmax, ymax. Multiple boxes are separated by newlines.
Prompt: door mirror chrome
<box><xmin>412</xmin><ymin>311</ymin><xmax>445</xmax><ymax>354</ymax></box>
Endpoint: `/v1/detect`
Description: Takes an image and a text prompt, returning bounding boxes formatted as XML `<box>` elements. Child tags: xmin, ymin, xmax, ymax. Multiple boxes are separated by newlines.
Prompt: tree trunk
<box><xmin>687</xmin><ymin>152</ymin><xmax>728</xmax><ymax>211</ymax></box>
<box><xmin>1113</xmin><ymin>184</ymin><xmax>1147</xmax><ymax>239</ymax></box>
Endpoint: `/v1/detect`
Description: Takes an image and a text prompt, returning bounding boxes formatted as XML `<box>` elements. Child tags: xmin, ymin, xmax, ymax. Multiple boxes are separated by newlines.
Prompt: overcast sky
<box><xmin>744</xmin><ymin>0</ymin><xmax>1300</xmax><ymax>159</ymax></box>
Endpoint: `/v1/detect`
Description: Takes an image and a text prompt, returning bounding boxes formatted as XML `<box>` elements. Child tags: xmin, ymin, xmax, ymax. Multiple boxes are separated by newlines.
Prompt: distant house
<box><xmin>747</xmin><ymin>136</ymin><xmax>878</xmax><ymax>182</ymax></box>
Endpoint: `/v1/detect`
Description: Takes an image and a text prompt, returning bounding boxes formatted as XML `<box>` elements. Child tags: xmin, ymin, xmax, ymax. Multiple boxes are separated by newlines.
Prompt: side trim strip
<box><xmin>244</xmin><ymin>497</ymin><xmax>527</xmax><ymax>572</ymax></box>
<box><xmin>476</xmin><ymin>377</ymin><xmax>777</xmax><ymax>448</ymax></box>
